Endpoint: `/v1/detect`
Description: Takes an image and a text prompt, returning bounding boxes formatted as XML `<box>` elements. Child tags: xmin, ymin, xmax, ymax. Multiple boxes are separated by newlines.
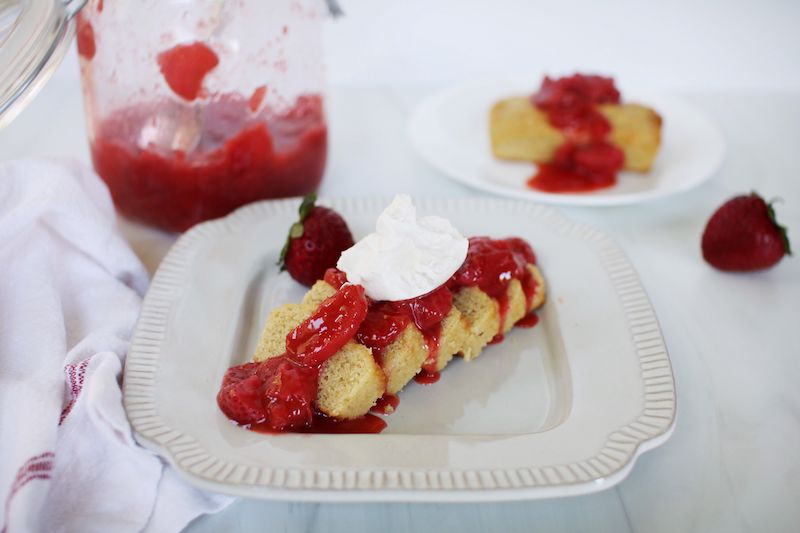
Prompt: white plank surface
<box><xmin>1</xmin><ymin>75</ymin><xmax>798</xmax><ymax>533</ymax></box>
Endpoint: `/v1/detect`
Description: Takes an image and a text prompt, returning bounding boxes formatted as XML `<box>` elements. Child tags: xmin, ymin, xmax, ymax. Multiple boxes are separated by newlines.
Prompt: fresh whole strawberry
<box><xmin>279</xmin><ymin>193</ymin><xmax>355</xmax><ymax>286</ymax></box>
<box><xmin>701</xmin><ymin>192</ymin><xmax>791</xmax><ymax>271</ymax></box>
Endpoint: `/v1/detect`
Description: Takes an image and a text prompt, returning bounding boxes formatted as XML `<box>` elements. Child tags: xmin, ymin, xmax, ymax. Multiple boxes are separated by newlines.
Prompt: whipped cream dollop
<box><xmin>337</xmin><ymin>194</ymin><xmax>468</xmax><ymax>301</ymax></box>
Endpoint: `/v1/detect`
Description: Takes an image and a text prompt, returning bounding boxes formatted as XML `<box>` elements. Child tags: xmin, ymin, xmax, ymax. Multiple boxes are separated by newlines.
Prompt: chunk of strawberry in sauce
<box><xmin>156</xmin><ymin>42</ymin><xmax>219</xmax><ymax>101</ymax></box>
<box><xmin>217</xmin><ymin>358</ymin><xmax>317</xmax><ymax>430</ymax></box>
<box><xmin>286</xmin><ymin>283</ymin><xmax>368</xmax><ymax>366</ymax></box>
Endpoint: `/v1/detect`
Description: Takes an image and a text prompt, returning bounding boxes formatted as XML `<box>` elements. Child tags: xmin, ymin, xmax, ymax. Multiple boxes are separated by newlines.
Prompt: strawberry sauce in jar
<box><xmin>77</xmin><ymin>0</ymin><xmax>328</xmax><ymax>231</ymax></box>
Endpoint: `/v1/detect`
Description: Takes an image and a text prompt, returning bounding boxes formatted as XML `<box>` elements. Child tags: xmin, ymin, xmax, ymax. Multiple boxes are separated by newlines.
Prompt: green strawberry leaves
<box><xmin>278</xmin><ymin>192</ymin><xmax>318</xmax><ymax>270</ymax></box>
<box><xmin>764</xmin><ymin>195</ymin><xmax>792</xmax><ymax>256</ymax></box>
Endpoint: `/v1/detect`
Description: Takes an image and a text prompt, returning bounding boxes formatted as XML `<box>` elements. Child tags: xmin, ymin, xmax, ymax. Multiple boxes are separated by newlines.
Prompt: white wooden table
<box><xmin>1</xmin><ymin>73</ymin><xmax>798</xmax><ymax>532</ymax></box>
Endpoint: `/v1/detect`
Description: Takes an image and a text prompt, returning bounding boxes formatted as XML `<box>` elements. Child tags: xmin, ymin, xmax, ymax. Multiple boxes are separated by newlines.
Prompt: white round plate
<box><xmin>409</xmin><ymin>78</ymin><xmax>726</xmax><ymax>206</ymax></box>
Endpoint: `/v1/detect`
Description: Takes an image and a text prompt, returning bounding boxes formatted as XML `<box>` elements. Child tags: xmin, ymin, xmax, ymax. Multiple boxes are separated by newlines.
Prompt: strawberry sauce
<box><xmin>371</xmin><ymin>394</ymin><xmax>400</xmax><ymax>415</ymax></box>
<box><xmin>286</xmin><ymin>284</ymin><xmax>368</xmax><ymax>366</ymax></box>
<box><xmin>251</xmin><ymin>413</ymin><xmax>387</xmax><ymax>434</ymax></box>
<box><xmin>249</xmin><ymin>85</ymin><xmax>267</xmax><ymax>113</ymax></box>
<box><xmin>328</xmin><ymin>236</ymin><xmax>540</xmax><ymax>376</ymax></box>
<box><xmin>217</xmin><ymin>285</ymin><xmax>379</xmax><ymax>433</ymax></box>
<box><xmin>326</xmin><ymin>269</ymin><xmax>454</xmax><ymax>374</ymax></box>
<box><xmin>323</xmin><ymin>267</ymin><xmax>349</xmax><ymax>289</ymax></box>
<box><xmin>76</xmin><ymin>16</ymin><xmax>96</xmax><ymax>60</ymax></box>
<box><xmin>90</xmin><ymin>94</ymin><xmax>327</xmax><ymax>232</ymax></box>
<box><xmin>356</xmin><ymin>287</ymin><xmax>452</xmax><ymax>374</ymax></box>
<box><xmin>529</xmin><ymin>142</ymin><xmax>623</xmax><ymax>192</ymax></box>
<box><xmin>517</xmin><ymin>312</ymin><xmax>540</xmax><ymax>328</ymax></box>
<box><xmin>451</xmin><ymin>237</ymin><xmax>539</xmax><ymax>335</ymax></box>
<box><xmin>156</xmin><ymin>42</ymin><xmax>219</xmax><ymax>101</ymax></box>
<box><xmin>413</xmin><ymin>370</ymin><xmax>441</xmax><ymax>385</ymax></box>
<box><xmin>527</xmin><ymin>74</ymin><xmax>625</xmax><ymax>193</ymax></box>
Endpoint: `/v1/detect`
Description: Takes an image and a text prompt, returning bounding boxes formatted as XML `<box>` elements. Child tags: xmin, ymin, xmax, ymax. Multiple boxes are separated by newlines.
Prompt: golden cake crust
<box><xmin>251</xmin><ymin>262</ymin><xmax>546</xmax><ymax>419</ymax></box>
<box><xmin>599</xmin><ymin>103</ymin><xmax>662</xmax><ymax>172</ymax></box>
<box><xmin>490</xmin><ymin>97</ymin><xmax>564</xmax><ymax>163</ymax></box>
<box><xmin>433</xmin><ymin>307</ymin><xmax>470</xmax><ymax>371</ymax></box>
<box><xmin>302</xmin><ymin>280</ymin><xmax>337</xmax><ymax>308</ymax></box>
<box><xmin>489</xmin><ymin>96</ymin><xmax>661</xmax><ymax>172</ymax></box>
<box><xmin>381</xmin><ymin>324</ymin><xmax>428</xmax><ymax>394</ymax></box>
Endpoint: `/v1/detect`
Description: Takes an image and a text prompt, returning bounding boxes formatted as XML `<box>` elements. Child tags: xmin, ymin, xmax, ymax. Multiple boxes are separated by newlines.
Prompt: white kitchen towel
<box><xmin>0</xmin><ymin>159</ymin><xmax>231</xmax><ymax>533</ymax></box>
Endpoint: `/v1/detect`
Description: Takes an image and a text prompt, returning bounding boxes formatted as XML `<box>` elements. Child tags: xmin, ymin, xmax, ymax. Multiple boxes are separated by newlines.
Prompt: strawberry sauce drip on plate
<box><xmin>517</xmin><ymin>312</ymin><xmax>540</xmax><ymax>328</ymax></box>
<box><xmin>371</xmin><ymin>394</ymin><xmax>400</xmax><ymax>415</ymax></box>
<box><xmin>413</xmin><ymin>370</ymin><xmax>441</xmax><ymax>385</ymax></box>
<box><xmin>251</xmin><ymin>413</ymin><xmax>387</xmax><ymax>434</ymax></box>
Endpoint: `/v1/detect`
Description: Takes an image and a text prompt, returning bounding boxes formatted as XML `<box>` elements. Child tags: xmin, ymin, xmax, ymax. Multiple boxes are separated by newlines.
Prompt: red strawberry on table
<box><xmin>701</xmin><ymin>192</ymin><xmax>792</xmax><ymax>271</ymax></box>
<box><xmin>279</xmin><ymin>193</ymin><xmax>355</xmax><ymax>286</ymax></box>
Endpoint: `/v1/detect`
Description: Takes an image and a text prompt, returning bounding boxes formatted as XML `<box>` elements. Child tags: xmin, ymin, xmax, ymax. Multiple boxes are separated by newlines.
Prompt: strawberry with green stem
<box><xmin>702</xmin><ymin>192</ymin><xmax>791</xmax><ymax>271</ymax></box>
<box><xmin>279</xmin><ymin>193</ymin><xmax>355</xmax><ymax>286</ymax></box>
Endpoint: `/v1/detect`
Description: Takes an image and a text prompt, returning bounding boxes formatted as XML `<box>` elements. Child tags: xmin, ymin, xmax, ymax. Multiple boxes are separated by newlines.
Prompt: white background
<box><xmin>322</xmin><ymin>0</ymin><xmax>800</xmax><ymax>90</ymax></box>
<box><xmin>52</xmin><ymin>0</ymin><xmax>800</xmax><ymax>91</ymax></box>
<box><xmin>5</xmin><ymin>1</ymin><xmax>800</xmax><ymax>532</ymax></box>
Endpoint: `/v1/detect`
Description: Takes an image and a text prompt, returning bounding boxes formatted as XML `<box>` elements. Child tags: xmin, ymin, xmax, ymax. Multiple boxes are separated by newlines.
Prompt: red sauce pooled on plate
<box><xmin>371</xmin><ymin>394</ymin><xmax>400</xmax><ymax>415</ymax></box>
<box><xmin>516</xmin><ymin>312</ymin><xmax>540</xmax><ymax>328</ymax></box>
<box><xmin>527</xmin><ymin>74</ymin><xmax>625</xmax><ymax>193</ymax></box>
<box><xmin>413</xmin><ymin>370</ymin><xmax>441</xmax><ymax>385</ymax></box>
<box><xmin>251</xmin><ymin>413</ymin><xmax>387</xmax><ymax>434</ymax></box>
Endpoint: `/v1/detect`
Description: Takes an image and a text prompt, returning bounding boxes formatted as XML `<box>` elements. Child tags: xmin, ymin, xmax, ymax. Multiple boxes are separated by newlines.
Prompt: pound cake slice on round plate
<box><xmin>217</xmin><ymin>195</ymin><xmax>546</xmax><ymax>433</ymax></box>
<box><xmin>489</xmin><ymin>74</ymin><xmax>663</xmax><ymax>194</ymax></box>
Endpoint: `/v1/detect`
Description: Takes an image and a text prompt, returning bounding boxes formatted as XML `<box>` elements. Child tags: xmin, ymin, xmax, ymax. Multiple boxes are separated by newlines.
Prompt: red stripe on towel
<box><xmin>2</xmin><ymin>452</ymin><xmax>55</xmax><ymax>533</ymax></box>
<box><xmin>59</xmin><ymin>358</ymin><xmax>92</xmax><ymax>425</ymax></box>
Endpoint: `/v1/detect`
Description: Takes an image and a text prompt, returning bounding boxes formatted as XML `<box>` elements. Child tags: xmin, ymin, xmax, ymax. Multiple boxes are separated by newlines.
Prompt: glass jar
<box><xmin>76</xmin><ymin>0</ymin><xmax>328</xmax><ymax>232</ymax></box>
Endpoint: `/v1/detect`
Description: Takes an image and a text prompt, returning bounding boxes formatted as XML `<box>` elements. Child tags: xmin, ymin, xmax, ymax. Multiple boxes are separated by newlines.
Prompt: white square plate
<box><xmin>123</xmin><ymin>197</ymin><xmax>676</xmax><ymax>501</ymax></box>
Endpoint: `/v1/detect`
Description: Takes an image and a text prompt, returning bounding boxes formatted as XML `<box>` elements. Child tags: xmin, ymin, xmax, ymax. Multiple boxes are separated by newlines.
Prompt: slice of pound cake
<box><xmin>488</xmin><ymin>74</ymin><xmax>662</xmax><ymax>195</ymax></box>
<box><xmin>490</xmin><ymin>97</ymin><xmax>662</xmax><ymax>172</ymax></box>
<box><xmin>216</xmin><ymin>195</ymin><xmax>546</xmax><ymax>433</ymax></box>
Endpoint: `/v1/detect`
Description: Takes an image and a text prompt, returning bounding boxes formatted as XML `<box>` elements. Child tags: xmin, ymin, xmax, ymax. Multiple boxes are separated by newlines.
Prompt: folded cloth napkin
<box><xmin>0</xmin><ymin>160</ymin><xmax>231</xmax><ymax>532</ymax></box>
